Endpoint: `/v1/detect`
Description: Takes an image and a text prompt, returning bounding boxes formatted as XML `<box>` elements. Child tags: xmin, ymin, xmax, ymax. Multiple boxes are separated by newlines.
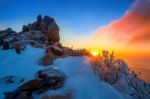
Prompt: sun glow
<box><xmin>90</xmin><ymin>50</ymin><xmax>100</xmax><ymax>57</ymax></box>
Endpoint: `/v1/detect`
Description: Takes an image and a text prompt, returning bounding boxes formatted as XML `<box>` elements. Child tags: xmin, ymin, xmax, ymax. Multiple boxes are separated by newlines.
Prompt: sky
<box><xmin>0</xmin><ymin>0</ymin><xmax>149</xmax><ymax>56</ymax></box>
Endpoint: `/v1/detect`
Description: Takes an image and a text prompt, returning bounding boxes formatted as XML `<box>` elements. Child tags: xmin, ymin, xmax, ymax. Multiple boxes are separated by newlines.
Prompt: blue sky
<box><xmin>0</xmin><ymin>0</ymin><xmax>133</xmax><ymax>47</ymax></box>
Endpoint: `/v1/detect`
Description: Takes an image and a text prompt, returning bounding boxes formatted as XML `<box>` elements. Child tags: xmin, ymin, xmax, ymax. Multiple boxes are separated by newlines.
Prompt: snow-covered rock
<box><xmin>0</xmin><ymin>46</ymin><xmax>125</xmax><ymax>99</ymax></box>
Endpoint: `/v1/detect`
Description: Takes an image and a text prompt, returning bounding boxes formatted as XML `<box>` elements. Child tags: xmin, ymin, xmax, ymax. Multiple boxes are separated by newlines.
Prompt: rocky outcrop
<box><xmin>0</xmin><ymin>28</ymin><xmax>18</xmax><ymax>49</ymax></box>
<box><xmin>4</xmin><ymin>67</ymin><xmax>66</xmax><ymax>99</ymax></box>
<box><xmin>0</xmin><ymin>15</ymin><xmax>61</xmax><ymax>53</ymax></box>
<box><xmin>18</xmin><ymin>30</ymin><xmax>48</xmax><ymax>48</ymax></box>
<box><xmin>22</xmin><ymin>15</ymin><xmax>60</xmax><ymax>43</ymax></box>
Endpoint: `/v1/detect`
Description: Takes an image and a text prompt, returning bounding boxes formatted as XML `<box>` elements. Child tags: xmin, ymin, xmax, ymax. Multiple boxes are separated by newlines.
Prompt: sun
<box><xmin>91</xmin><ymin>51</ymin><xmax>99</xmax><ymax>56</ymax></box>
<box><xmin>92</xmin><ymin>51</ymin><xmax>98</xmax><ymax>56</ymax></box>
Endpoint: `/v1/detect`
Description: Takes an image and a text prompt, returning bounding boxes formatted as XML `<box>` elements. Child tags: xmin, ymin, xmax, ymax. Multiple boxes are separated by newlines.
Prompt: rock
<box><xmin>3</xmin><ymin>41</ymin><xmax>9</xmax><ymax>50</ymax></box>
<box><xmin>22</xmin><ymin>25</ymin><xmax>29</xmax><ymax>32</ymax></box>
<box><xmin>0</xmin><ymin>15</ymin><xmax>61</xmax><ymax>49</ymax></box>
<box><xmin>48</xmin><ymin>46</ymin><xmax>63</xmax><ymax>56</ymax></box>
<box><xmin>37</xmin><ymin>14</ymin><xmax>42</xmax><ymax>23</ymax></box>
<box><xmin>13</xmin><ymin>41</ymin><xmax>22</xmax><ymax>54</ymax></box>
<box><xmin>4</xmin><ymin>79</ymin><xmax>43</xmax><ymax>99</ymax></box>
<box><xmin>37</xmin><ymin>67</ymin><xmax>66</xmax><ymax>89</ymax></box>
<box><xmin>42</xmin><ymin>15</ymin><xmax>60</xmax><ymax>43</ymax></box>
<box><xmin>41</xmin><ymin>51</ymin><xmax>57</xmax><ymax>65</ymax></box>
<box><xmin>4</xmin><ymin>91</ymin><xmax>31</xmax><ymax>99</ymax></box>
<box><xmin>4</xmin><ymin>68</ymin><xmax>66</xmax><ymax>99</ymax></box>
<box><xmin>18</xmin><ymin>79</ymin><xmax>44</xmax><ymax>91</ymax></box>
<box><xmin>15</xmin><ymin>92</ymin><xmax>31</xmax><ymax>99</ymax></box>
<box><xmin>22</xmin><ymin>15</ymin><xmax>60</xmax><ymax>44</ymax></box>
<box><xmin>0</xmin><ymin>28</ymin><xmax>16</xmax><ymax>38</ymax></box>
<box><xmin>43</xmin><ymin>16</ymin><xmax>54</xmax><ymax>24</ymax></box>
<box><xmin>35</xmin><ymin>15</ymin><xmax>42</xmax><ymax>31</ymax></box>
<box><xmin>4</xmin><ymin>91</ymin><xmax>19</xmax><ymax>99</ymax></box>
<box><xmin>0</xmin><ymin>28</ymin><xmax>18</xmax><ymax>49</ymax></box>
<box><xmin>19</xmin><ymin>67</ymin><xmax>65</xmax><ymax>91</ymax></box>
<box><xmin>0</xmin><ymin>37</ymin><xmax>4</xmax><ymax>45</ymax></box>
<box><xmin>47</xmin><ymin>22</ymin><xmax>60</xmax><ymax>43</ymax></box>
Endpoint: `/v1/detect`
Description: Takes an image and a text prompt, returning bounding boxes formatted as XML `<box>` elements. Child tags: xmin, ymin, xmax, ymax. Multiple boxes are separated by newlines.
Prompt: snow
<box><xmin>0</xmin><ymin>46</ymin><xmax>125</xmax><ymax>99</ymax></box>
<box><xmin>38</xmin><ymin>56</ymin><xmax>124</xmax><ymax>99</ymax></box>
<box><xmin>0</xmin><ymin>45</ymin><xmax>44</xmax><ymax>79</ymax></box>
<box><xmin>0</xmin><ymin>45</ymin><xmax>44</xmax><ymax>98</ymax></box>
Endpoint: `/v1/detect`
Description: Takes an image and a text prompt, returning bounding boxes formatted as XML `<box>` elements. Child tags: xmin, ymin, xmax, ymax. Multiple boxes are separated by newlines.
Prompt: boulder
<box><xmin>3</xmin><ymin>41</ymin><xmax>9</xmax><ymax>50</ymax></box>
<box><xmin>18</xmin><ymin>79</ymin><xmax>44</xmax><ymax>91</ymax></box>
<box><xmin>37</xmin><ymin>67</ymin><xmax>66</xmax><ymax>89</ymax></box>
<box><xmin>13</xmin><ymin>41</ymin><xmax>22</xmax><ymax>54</ymax></box>
<box><xmin>4</xmin><ymin>67</ymin><xmax>66</xmax><ymax>99</ymax></box>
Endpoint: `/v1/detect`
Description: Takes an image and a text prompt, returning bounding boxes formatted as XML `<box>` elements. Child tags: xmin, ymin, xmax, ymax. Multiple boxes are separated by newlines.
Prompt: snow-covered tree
<box><xmin>90</xmin><ymin>50</ymin><xmax>150</xmax><ymax>99</ymax></box>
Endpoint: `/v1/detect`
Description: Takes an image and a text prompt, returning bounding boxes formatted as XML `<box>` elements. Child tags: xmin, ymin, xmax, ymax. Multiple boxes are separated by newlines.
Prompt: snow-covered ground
<box><xmin>0</xmin><ymin>46</ymin><xmax>44</xmax><ymax>79</ymax></box>
<box><xmin>0</xmin><ymin>46</ymin><xmax>44</xmax><ymax>98</ymax></box>
<box><xmin>36</xmin><ymin>57</ymin><xmax>125</xmax><ymax>99</ymax></box>
<box><xmin>0</xmin><ymin>46</ymin><xmax>125</xmax><ymax>99</ymax></box>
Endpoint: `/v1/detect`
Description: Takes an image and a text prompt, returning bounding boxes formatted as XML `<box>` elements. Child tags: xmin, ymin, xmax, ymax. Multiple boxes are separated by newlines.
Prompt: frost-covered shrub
<box><xmin>91</xmin><ymin>50</ymin><xmax>150</xmax><ymax>99</ymax></box>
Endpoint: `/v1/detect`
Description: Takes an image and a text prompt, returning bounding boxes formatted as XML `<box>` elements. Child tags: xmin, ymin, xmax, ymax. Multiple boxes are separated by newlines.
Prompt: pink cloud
<box><xmin>94</xmin><ymin>0</ymin><xmax>150</xmax><ymax>45</ymax></box>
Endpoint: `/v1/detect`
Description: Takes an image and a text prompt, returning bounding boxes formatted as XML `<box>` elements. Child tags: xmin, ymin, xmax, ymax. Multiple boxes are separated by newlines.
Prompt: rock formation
<box><xmin>4</xmin><ymin>67</ymin><xmax>66</xmax><ymax>99</ymax></box>
<box><xmin>22</xmin><ymin>15</ymin><xmax>60</xmax><ymax>44</ymax></box>
<box><xmin>0</xmin><ymin>15</ymin><xmax>61</xmax><ymax>55</ymax></box>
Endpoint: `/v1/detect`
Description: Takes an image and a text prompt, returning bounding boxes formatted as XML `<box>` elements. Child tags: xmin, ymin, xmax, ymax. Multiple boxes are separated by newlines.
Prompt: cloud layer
<box><xmin>94</xmin><ymin>0</ymin><xmax>150</xmax><ymax>47</ymax></box>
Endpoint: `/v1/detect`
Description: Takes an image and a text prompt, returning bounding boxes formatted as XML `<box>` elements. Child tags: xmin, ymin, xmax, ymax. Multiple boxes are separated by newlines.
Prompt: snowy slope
<box><xmin>0</xmin><ymin>46</ymin><xmax>44</xmax><ymax>79</ymax></box>
<box><xmin>0</xmin><ymin>46</ymin><xmax>125</xmax><ymax>99</ymax></box>
<box><xmin>36</xmin><ymin>56</ymin><xmax>124</xmax><ymax>99</ymax></box>
<box><xmin>0</xmin><ymin>46</ymin><xmax>44</xmax><ymax>98</ymax></box>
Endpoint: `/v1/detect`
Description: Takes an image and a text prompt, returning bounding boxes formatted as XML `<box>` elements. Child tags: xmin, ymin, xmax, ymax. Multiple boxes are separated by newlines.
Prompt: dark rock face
<box><xmin>22</xmin><ymin>15</ymin><xmax>60</xmax><ymax>43</ymax></box>
<box><xmin>3</xmin><ymin>41</ymin><xmax>10</xmax><ymax>50</ymax></box>
<box><xmin>18</xmin><ymin>31</ymin><xmax>47</xmax><ymax>48</ymax></box>
<box><xmin>0</xmin><ymin>28</ymin><xmax>17</xmax><ymax>49</ymax></box>
<box><xmin>22</xmin><ymin>25</ymin><xmax>29</xmax><ymax>32</ymax></box>
<box><xmin>48</xmin><ymin>46</ymin><xmax>63</xmax><ymax>56</ymax></box>
<box><xmin>4</xmin><ymin>67</ymin><xmax>66</xmax><ymax>99</ymax></box>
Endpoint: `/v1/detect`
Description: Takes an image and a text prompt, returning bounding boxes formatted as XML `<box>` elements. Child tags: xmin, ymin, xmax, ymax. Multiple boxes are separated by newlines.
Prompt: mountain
<box><xmin>0</xmin><ymin>15</ymin><xmax>150</xmax><ymax>99</ymax></box>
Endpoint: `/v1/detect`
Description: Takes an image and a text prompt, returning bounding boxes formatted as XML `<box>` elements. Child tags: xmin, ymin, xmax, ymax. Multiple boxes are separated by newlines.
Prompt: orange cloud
<box><xmin>94</xmin><ymin>0</ymin><xmax>150</xmax><ymax>48</ymax></box>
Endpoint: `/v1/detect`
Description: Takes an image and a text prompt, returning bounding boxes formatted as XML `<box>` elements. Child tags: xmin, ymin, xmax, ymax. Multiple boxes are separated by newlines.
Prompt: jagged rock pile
<box><xmin>4</xmin><ymin>67</ymin><xmax>66</xmax><ymax>99</ymax></box>
<box><xmin>0</xmin><ymin>15</ymin><xmax>60</xmax><ymax>52</ymax></box>
<box><xmin>0</xmin><ymin>15</ymin><xmax>68</xmax><ymax>99</ymax></box>
<box><xmin>22</xmin><ymin>15</ymin><xmax>60</xmax><ymax>44</ymax></box>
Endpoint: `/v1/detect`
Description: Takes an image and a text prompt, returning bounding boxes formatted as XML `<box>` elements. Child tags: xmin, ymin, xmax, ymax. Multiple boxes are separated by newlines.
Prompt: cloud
<box><xmin>94</xmin><ymin>0</ymin><xmax>150</xmax><ymax>46</ymax></box>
